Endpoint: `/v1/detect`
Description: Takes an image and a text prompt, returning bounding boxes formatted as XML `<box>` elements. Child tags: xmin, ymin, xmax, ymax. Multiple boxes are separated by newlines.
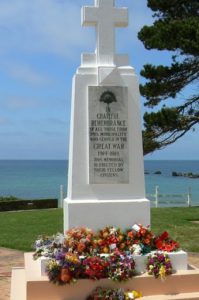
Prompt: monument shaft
<box><xmin>64</xmin><ymin>0</ymin><xmax>150</xmax><ymax>231</ymax></box>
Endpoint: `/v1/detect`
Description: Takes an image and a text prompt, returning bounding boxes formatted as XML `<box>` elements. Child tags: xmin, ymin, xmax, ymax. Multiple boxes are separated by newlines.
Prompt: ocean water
<box><xmin>0</xmin><ymin>160</ymin><xmax>67</xmax><ymax>200</ymax></box>
<box><xmin>0</xmin><ymin>160</ymin><xmax>198</xmax><ymax>205</ymax></box>
<box><xmin>144</xmin><ymin>160</ymin><xmax>199</xmax><ymax>205</ymax></box>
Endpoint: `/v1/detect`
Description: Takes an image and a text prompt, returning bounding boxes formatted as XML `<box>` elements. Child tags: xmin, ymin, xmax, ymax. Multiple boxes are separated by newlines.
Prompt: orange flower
<box><xmin>118</xmin><ymin>235</ymin><xmax>124</xmax><ymax>242</ymax></box>
<box><xmin>77</xmin><ymin>243</ymin><xmax>86</xmax><ymax>253</ymax></box>
<box><xmin>102</xmin><ymin>232</ymin><xmax>109</xmax><ymax>239</ymax></box>
<box><xmin>140</xmin><ymin>228</ymin><xmax>146</xmax><ymax>235</ymax></box>
<box><xmin>146</xmin><ymin>234</ymin><xmax>152</xmax><ymax>240</ymax></box>
<box><xmin>144</xmin><ymin>239</ymin><xmax>150</xmax><ymax>245</ymax></box>
<box><xmin>60</xmin><ymin>268</ymin><xmax>72</xmax><ymax>283</ymax></box>
<box><xmin>127</xmin><ymin>231</ymin><xmax>134</xmax><ymax>239</ymax></box>
<box><xmin>119</xmin><ymin>243</ymin><xmax>126</xmax><ymax>250</ymax></box>
<box><xmin>102</xmin><ymin>246</ymin><xmax>109</xmax><ymax>253</ymax></box>
<box><xmin>97</xmin><ymin>239</ymin><xmax>104</xmax><ymax>246</ymax></box>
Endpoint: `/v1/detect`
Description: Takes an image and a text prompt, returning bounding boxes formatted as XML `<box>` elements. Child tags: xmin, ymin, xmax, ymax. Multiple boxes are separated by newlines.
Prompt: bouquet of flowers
<box><xmin>33</xmin><ymin>233</ymin><xmax>65</xmax><ymax>260</ymax></box>
<box><xmin>147</xmin><ymin>252</ymin><xmax>173</xmax><ymax>280</ymax></box>
<box><xmin>154</xmin><ymin>231</ymin><xmax>180</xmax><ymax>252</ymax></box>
<box><xmin>65</xmin><ymin>227</ymin><xmax>94</xmax><ymax>255</ymax></box>
<box><xmin>124</xmin><ymin>290</ymin><xmax>143</xmax><ymax>300</ymax></box>
<box><xmin>83</xmin><ymin>256</ymin><xmax>109</xmax><ymax>280</ymax></box>
<box><xmin>33</xmin><ymin>223</ymin><xmax>180</xmax><ymax>286</ymax></box>
<box><xmin>107</xmin><ymin>250</ymin><xmax>135</xmax><ymax>282</ymax></box>
<box><xmin>46</xmin><ymin>252</ymin><xmax>82</xmax><ymax>284</ymax></box>
<box><xmin>126</xmin><ymin>224</ymin><xmax>154</xmax><ymax>254</ymax></box>
<box><xmin>86</xmin><ymin>287</ymin><xmax>142</xmax><ymax>300</ymax></box>
<box><xmin>45</xmin><ymin>259</ymin><xmax>62</xmax><ymax>285</ymax></box>
<box><xmin>97</xmin><ymin>226</ymin><xmax>126</xmax><ymax>253</ymax></box>
<box><xmin>86</xmin><ymin>287</ymin><xmax>124</xmax><ymax>300</ymax></box>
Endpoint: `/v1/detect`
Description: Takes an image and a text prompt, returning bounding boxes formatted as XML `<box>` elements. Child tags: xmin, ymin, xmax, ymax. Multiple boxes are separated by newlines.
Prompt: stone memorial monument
<box><xmin>10</xmin><ymin>2</ymin><xmax>199</xmax><ymax>300</ymax></box>
<box><xmin>64</xmin><ymin>0</ymin><xmax>150</xmax><ymax>231</ymax></box>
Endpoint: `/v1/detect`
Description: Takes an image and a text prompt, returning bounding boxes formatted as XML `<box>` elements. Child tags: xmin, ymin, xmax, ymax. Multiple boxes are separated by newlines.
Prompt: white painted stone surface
<box><xmin>64</xmin><ymin>0</ymin><xmax>150</xmax><ymax>231</ymax></box>
<box><xmin>134</xmin><ymin>250</ymin><xmax>188</xmax><ymax>274</ymax></box>
<box><xmin>82</xmin><ymin>0</ymin><xmax>128</xmax><ymax>66</ymax></box>
<box><xmin>66</xmin><ymin>67</ymin><xmax>146</xmax><ymax>201</ymax></box>
<box><xmin>64</xmin><ymin>199</ymin><xmax>150</xmax><ymax>231</ymax></box>
<box><xmin>64</xmin><ymin>65</ymin><xmax>150</xmax><ymax>231</ymax></box>
<box><xmin>39</xmin><ymin>251</ymin><xmax>188</xmax><ymax>277</ymax></box>
<box><xmin>40</xmin><ymin>258</ymin><xmax>48</xmax><ymax>276</ymax></box>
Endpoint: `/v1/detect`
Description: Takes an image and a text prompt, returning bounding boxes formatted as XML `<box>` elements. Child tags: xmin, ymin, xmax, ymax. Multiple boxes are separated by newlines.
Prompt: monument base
<box><xmin>64</xmin><ymin>198</ymin><xmax>150</xmax><ymax>232</ymax></box>
<box><xmin>10</xmin><ymin>253</ymin><xmax>199</xmax><ymax>300</ymax></box>
<box><xmin>38</xmin><ymin>250</ymin><xmax>187</xmax><ymax>276</ymax></box>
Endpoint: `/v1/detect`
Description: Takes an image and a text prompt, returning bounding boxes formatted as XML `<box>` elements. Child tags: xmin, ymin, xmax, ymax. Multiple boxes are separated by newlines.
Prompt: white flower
<box><xmin>127</xmin><ymin>292</ymin><xmax>134</xmax><ymax>299</ymax></box>
<box><xmin>132</xmin><ymin>244</ymin><xmax>142</xmax><ymax>255</ymax></box>
<box><xmin>54</xmin><ymin>233</ymin><xmax>65</xmax><ymax>245</ymax></box>
<box><xmin>42</xmin><ymin>249</ymin><xmax>50</xmax><ymax>257</ymax></box>
<box><xmin>35</xmin><ymin>239</ymin><xmax>43</xmax><ymax>248</ymax></box>
<box><xmin>132</xmin><ymin>224</ymin><xmax>140</xmax><ymax>232</ymax></box>
<box><xmin>109</xmin><ymin>227</ymin><xmax>117</xmax><ymax>234</ymax></box>
<box><xmin>109</xmin><ymin>243</ymin><xmax>117</xmax><ymax>250</ymax></box>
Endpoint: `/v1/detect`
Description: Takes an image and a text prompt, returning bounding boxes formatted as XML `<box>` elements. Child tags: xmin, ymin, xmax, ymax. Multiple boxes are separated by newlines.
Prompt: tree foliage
<box><xmin>138</xmin><ymin>0</ymin><xmax>199</xmax><ymax>155</ymax></box>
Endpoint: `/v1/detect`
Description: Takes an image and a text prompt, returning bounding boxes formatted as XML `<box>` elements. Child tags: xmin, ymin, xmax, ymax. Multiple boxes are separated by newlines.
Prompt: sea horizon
<box><xmin>0</xmin><ymin>159</ymin><xmax>198</xmax><ymax>161</ymax></box>
<box><xmin>0</xmin><ymin>160</ymin><xmax>198</xmax><ymax>206</ymax></box>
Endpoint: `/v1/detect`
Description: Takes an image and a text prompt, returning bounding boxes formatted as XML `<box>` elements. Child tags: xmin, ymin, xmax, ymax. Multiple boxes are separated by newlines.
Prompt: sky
<box><xmin>0</xmin><ymin>0</ymin><xmax>198</xmax><ymax>160</ymax></box>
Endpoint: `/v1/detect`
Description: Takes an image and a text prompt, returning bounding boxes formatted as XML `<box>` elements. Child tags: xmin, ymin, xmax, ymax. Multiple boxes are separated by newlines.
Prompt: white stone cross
<box><xmin>82</xmin><ymin>0</ymin><xmax>128</xmax><ymax>66</ymax></box>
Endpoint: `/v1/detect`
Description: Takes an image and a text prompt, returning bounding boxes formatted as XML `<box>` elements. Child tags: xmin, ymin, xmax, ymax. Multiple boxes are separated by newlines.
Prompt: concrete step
<box><xmin>10</xmin><ymin>268</ymin><xmax>26</xmax><ymax>300</ymax></box>
<box><xmin>142</xmin><ymin>293</ymin><xmax>199</xmax><ymax>300</ymax></box>
<box><xmin>10</xmin><ymin>253</ymin><xmax>199</xmax><ymax>300</ymax></box>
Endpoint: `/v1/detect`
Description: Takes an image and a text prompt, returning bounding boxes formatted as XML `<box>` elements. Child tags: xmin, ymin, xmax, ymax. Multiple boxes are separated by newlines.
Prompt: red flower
<box><xmin>83</xmin><ymin>256</ymin><xmax>109</xmax><ymax>280</ymax></box>
<box><xmin>155</xmin><ymin>231</ymin><xmax>180</xmax><ymax>252</ymax></box>
<box><xmin>160</xmin><ymin>231</ymin><xmax>169</xmax><ymax>240</ymax></box>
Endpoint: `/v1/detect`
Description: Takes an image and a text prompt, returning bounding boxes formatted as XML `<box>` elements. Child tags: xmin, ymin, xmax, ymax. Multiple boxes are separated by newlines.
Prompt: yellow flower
<box><xmin>133</xmin><ymin>290</ymin><xmax>142</xmax><ymax>298</ymax></box>
<box><xmin>159</xmin><ymin>265</ymin><xmax>166</xmax><ymax>280</ymax></box>
<box><xmin>125</xmin><ymin>290</ymin><xmax>142</xmax><ymax>299</ymax></box>
<box><xmin>149</xmin><ymin>265</ymin><xmax>153</xmax><ymax>270</ymax></box>
<box><xmin>47</xmin><ymin>259</ymin><xmax>59</xmax><ymax>270</ymax></box>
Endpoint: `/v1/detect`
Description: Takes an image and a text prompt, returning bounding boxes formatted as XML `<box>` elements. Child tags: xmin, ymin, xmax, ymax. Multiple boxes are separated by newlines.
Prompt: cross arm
<box><xmin>81</xmin><ymin>6</ymin><xmax>98</xmax><ymax>26</ymax></box>
<box><xmin>114</xmin><ymin>8</ymin><xmax>128</xmax><ymax>27</ymax></box>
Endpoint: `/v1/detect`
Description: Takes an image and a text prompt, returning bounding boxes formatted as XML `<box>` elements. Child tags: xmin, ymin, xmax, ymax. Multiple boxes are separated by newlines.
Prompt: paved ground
<box><xmin>0</xmin><ymin>248</ymin><xmax>199</xmax><ymax>300</ymax></box>
<box><xmin>0</xmin><ymin>248</ymin><xmax>24</xmax><ymax>300</ymax></box>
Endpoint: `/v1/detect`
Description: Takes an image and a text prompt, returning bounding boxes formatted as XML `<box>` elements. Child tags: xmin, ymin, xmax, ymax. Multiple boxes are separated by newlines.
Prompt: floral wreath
<box><xmin>147</xmin><ymin>252</ymin><xmax>173</xmax><ymax>280</ymax></box>
<box><xmin>33</xmin><ymin>224</ymin><xmax>178</xmax><ymax>285</ymax></box>
<box><xmin>86</xmin><ymin>287</ymin><xmax>142</xmax><ymax>300</ymax></box>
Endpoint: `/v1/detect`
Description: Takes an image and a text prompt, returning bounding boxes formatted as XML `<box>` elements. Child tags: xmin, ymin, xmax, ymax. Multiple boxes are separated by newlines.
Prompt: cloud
<box><xmin>0</xmin><ymin>0</ymin><xmax>94</xmax><ymax>59</ymax></box>
<box><xmin>0</xmin><ymin>131</ymin><xmax>27</xmax><ymax>137</ymax></box>
<box><xmin>3</xmin><ymin>62</ymin><xmax>52</xmax><ymax>86</ymax></box>
<box><xmin>40</xmin><ymin>130</ymin><xmax>65</xmax><ymax>137</ymax></box>
<box><xmin>0</xmin><ymin>93</ymin><xmax>69</xmax><ymax>112</ymax></box>
<box><xmin>47</xmin><ymin>118</ymin><xmax>67</xmax><ymax>126</ymax></box>
<box><xmin>0</xmin><ymin>0</ymin><xmax>153</xmax><ymax>61</ymax></box>
<box><xmin>0</xmin><ymin>117</ymin><xmax>11</xmax><ymax>125</ymax></box>
<box><xmin>1</xmin><ymin>95</ymin><xmax>40</xmax><ymax>110</ymax></box>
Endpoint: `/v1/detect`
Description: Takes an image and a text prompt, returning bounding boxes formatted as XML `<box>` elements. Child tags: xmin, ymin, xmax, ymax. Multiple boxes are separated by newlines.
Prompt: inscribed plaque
<box><xmin>89</xmin><ymin>86</ymin><xmax>129</xmax><ymax>184</ymax></box>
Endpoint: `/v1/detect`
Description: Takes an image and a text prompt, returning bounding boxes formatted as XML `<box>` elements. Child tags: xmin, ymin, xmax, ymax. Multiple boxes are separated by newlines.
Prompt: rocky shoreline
<box><xmin>172</xmin><ymin>172</ymin><xmax>199</xmax><ymax>179</ymax></box>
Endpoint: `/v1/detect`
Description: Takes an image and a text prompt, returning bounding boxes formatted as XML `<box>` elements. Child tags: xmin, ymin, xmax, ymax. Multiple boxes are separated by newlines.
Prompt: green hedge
<box><xmin>0</xmin><ymin>199</ymin><xmax>58</xmax><ymax>212</ymax></box>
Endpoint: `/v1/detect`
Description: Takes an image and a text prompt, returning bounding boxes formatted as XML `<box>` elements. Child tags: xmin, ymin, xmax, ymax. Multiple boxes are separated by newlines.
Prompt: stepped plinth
<box><xmin>11</xmin><ymin>253</ymin><xmax>199</xmax><ymax>300</ymax></box>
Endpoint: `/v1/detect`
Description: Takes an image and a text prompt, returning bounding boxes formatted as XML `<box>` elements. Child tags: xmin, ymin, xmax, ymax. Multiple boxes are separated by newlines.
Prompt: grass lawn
<box><xmin>0</xmin><ymin>209</ymin><xmax>63</xmax><ymax>251</ymax></box>
<box><xmin>151</xmin><ymin>207</ymin><xmax>199</xmax><ymax>252</ymax></box>
<box><xmin>0</xmin><ymin>207</ymin><xmax>198</xmax><ymax>252</ymax></box>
